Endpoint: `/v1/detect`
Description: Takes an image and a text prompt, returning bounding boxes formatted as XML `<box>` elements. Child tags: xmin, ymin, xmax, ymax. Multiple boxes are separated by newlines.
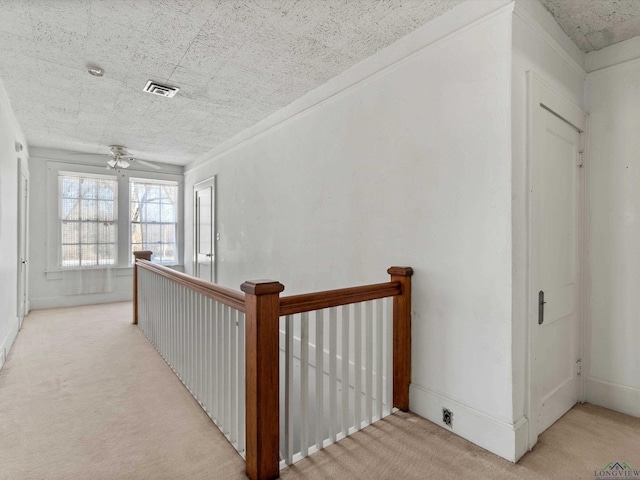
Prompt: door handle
<box><xmin>205</xmin><ymin>253</ymin><xmax>213</xmax><ymax>258</ymax></box>
<box><xmin>538</xmin><ymin>290</ymin><xmax>546</xmax><ymax>325</ymax></box>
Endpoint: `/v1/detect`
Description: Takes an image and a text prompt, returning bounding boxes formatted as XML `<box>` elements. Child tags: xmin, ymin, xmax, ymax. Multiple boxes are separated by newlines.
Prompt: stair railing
<box><xmin>133</xmin><ymin>251</ymin><xmax>412</xmax><ymax>480</ymax></box>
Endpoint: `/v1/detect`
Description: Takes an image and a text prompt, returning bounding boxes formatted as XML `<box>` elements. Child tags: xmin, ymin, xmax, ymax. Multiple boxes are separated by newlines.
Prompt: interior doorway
<box><xmin>194</xmin><ymin>177</ymin><xmax>215</xmax><ymax>283</ymax></box>
<box><xmin>527</xmin><ymin>72</ymin><xmax>587</xmax><ymax>447</ymax></box>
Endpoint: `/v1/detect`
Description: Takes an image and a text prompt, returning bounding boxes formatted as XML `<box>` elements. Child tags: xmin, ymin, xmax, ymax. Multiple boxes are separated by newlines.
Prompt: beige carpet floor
<box><xmin>0</xmin><ymin>302</ymin><xmax>638</xmax><ymax>479</ymax></box>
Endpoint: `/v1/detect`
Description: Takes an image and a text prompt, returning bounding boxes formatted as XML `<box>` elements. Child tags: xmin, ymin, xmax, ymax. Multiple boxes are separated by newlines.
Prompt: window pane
<box><xmin>81</xmin><ymin>244</ymin><xmax>97</xmax><ymax>266</ymax></box>
<box><xmin>81</xmin><ymin>178</ymin><xmax>97</xmax><ymax>199</ymax></box>
<box><xmin>130</xmin><ymin>202</ymin><xmax>141</xmax><ymax>222</ymax></box>
<box><xmin>62</xmin><ymin>244</ymin><xmax>79</xmax><ymax>267</ymax></box>
<box><xmin>81</xmin><ymin>199</ymin><xmax>97</xmax><ymax>221</ymax></box>
<box><xmin>98</xmin><ymin>222</ymin><xmax>115</xmax><ymax>243</ymax></box>
<box><xmin>61</xmin><ymin>177</ymin><xmax>79</xmax><ymax>198</ymax></box>
<box><xmin>61</xmin><ymin>222</ymin><xmax>79</xmax><ymax>244</ymax></box>
<box><xmin>130</xmin><ymin>223</ymin><xmax>140</xmax><ymax>243</ymax></box>
<box><xmin>61</xmin><ymin>198</ymin><xmax>79</xmax><ymax>220</ymax></box>
<box><xmin>81</xmin><ymin>222</ymin><xmax>97</xmax><ymax>244</ymax></box>
<box><xmin>98</xmin><ymin>201</ymin><xmax>114</xmax><ymax>222</ymax></box>
<box><xmin>98</xmin><ymin>244</ymin><xmax>115</xmax><ymax>265</ymax></box>
<box><xmin>161</xmin><ymin>224</ymin><xmax>175</xmax><ymax>243</ymax></box>
<box><xmin>144</xmin><ymin>202</ymin><xmax>160</xmax><ymax>222</ymax></box>
<box><xmin>97</xmin><ymin>180</ymin><xmax>115</xmax><ymax>200</ymax></box>
<box><xmin>160</xmin><ymin>203</ymin><xmax>175</xmax><ymax>222</ymax></box>
<box><xmin>147</xmin><ymin>224</ymin><xmax>161</xmax><ymax>244</ymax></box>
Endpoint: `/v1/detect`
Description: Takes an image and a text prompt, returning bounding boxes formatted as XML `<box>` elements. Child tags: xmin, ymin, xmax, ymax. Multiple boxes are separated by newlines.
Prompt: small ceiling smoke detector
<box><xmin>87</xmin><ymin>67</ymin><xmax>104</xmax><ymax>77</ymax></box>
<box><xmin>143</xmin><ymin>80</ymin><xmax>179</xmax><ymax>98</ymax></box>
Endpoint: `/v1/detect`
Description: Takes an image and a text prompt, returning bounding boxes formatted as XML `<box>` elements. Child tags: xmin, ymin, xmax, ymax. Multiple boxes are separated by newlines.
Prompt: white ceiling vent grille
<box><xmin>143</xmin><ymin>80</ymin><xmax>179</xmax><ymax>98</ymax></box>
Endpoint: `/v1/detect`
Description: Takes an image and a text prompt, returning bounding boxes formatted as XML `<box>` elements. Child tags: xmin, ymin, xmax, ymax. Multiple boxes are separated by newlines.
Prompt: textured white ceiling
<box><xmin>539</xmin><ymin>0</ymin><xmax>640</xmax><ymax>53</ymax></box>
<box><xmin>0</xmin><ymin>0</ymin><xmax>465</xmax><ymax>165</ymax></box>
<box><xmin>1</xmin><ymin>1</ymin><xmax>640</xmax><ymax>166</ymax></box>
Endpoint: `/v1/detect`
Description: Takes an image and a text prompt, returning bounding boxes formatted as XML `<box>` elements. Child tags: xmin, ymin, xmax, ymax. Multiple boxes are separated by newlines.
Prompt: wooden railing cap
<box><xmin>241</xmin><ymin>280</ymin><xmax>285</xmax><ymax>296</ymax></box>
<box><xmin>133</xmin><ymin>250</ymin><xmax>153</xmax><ymax>261</ymax></box>
<box><xmin>387</xmin><ymin>266</ymin><xmax>414</xmax><ymax>276</ymax></box>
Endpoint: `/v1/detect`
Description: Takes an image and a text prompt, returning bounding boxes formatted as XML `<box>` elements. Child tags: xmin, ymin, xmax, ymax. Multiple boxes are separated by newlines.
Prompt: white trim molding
<box><xmin>0</xmin><ymin>317</ymin><xmax>20</xmax><ymax>371</ymax></box>
<box><xmin>586</xmin><ymin>377</ymin><xmax>640</xmax><ymax>419</ymax></box>
<box><xmin>410</xmin><ymin>384</ymin><xmax>529</xmax><ymax>462</ymax></box>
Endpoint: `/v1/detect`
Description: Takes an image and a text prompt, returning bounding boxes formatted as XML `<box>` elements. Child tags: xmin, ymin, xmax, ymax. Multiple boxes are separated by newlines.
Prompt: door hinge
<box><xmin>575</xmin><ymin>359</ymin><xmax>583</xmax><ymax>376</ymax></box>
<box><xmin>577</xmin><ymin>152</ymin><xmax>584</xmax><ymax>168</ymax></box>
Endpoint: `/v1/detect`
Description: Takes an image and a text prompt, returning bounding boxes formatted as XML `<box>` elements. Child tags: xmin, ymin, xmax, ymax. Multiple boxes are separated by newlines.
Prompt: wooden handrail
<box><xmin>136</xmin><ymin>259</ymin><xmax>246</xmax><ymax>312</ymax></box>
<box><xmin>279</xmin><ymin>281</ymin><xmax>401</xmax><ymax>316</ymax></box>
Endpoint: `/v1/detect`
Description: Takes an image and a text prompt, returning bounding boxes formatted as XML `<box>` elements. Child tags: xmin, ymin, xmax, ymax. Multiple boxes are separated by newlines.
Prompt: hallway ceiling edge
<box><xmin>0</xmin><ymin>0</ymin><xmax>638</xmax><ymax>166</ymax></box>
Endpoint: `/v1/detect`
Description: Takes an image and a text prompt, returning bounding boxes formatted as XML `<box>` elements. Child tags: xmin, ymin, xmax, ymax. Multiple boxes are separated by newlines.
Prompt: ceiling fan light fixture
<box><xmin>118</xmin><ymin>159</ymin><xmax>130</xmax><ymax>168</ymax></box>
<box><xmin>107</xmin><ymin>159</ymin><xmax>117</xmax><ymax>168</ymax></box>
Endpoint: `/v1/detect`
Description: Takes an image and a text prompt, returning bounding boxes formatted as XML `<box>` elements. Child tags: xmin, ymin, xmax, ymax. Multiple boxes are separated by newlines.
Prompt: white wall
<box><xmin>0</xmin><ymin>78</ymin><xmax>28</xmax><ymax>366</ymax></box>
<box><xmin>510</xmin><ymin>0</ymin><xmax>586</xmax><ymax>454</ymax></box>
<box><xmin>584</xmin><ymin>41</ymin><xmax>640</xmax><ymax>417</ymax></box>
<box><xmin>185</xmin><ymin>3</ymin><xmax>520</xmax><ymax>460</ymax></box>
<box><xmin>28</xmin><ymin>148</ymin><xmax>184</xmax><ymax>310</ymax></box>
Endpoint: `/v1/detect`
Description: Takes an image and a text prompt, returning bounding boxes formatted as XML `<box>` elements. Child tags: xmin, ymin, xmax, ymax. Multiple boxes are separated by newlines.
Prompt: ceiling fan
<box><xmin>72</xmin><ymin>145</ymin><xmax>161</xmax><ymax>170</ymax></box>
<box><xmin>104</xmin><ymin>145</ymin><xmax>161</xmax><ymax>170</ymax></box>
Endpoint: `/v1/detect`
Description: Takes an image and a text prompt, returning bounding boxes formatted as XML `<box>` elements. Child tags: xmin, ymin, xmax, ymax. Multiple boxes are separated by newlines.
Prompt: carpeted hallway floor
<box><xmin>0</xmin><ymin>302</ymin><xmax>638</xmax><ymax>479</ymax></box>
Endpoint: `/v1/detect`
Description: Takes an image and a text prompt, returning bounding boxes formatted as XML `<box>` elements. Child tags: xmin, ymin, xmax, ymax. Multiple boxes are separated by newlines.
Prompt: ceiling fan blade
<box><xmin>70</xmin><ymin>152</ymin><xmax>109</xmax><ymax>157</ymax></box>
<box><xmin>134</xmin><ymin>158</ymin><xmax>162</xmax><ymax>170</ymax></box>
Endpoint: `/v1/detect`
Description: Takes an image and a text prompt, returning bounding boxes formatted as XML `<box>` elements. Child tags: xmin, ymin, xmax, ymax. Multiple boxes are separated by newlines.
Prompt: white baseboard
<box><xmin>0</xmin><ymin>317</ymin><xmax>20</xmax><ymax>371</ymax></box>
<box><xmin>586</xmin><ymin>377</ymin><xmax>640</xmax><ymax>418</ymax></box>
<box><xmin>410</xmin><ymin>384</ymin><xmax>529</xmax><ymax>462</ymax></box>
<box><xmin>30</xmin><ymin>291</ymin><xmax>132</xmax><ymax>310</ymax></box>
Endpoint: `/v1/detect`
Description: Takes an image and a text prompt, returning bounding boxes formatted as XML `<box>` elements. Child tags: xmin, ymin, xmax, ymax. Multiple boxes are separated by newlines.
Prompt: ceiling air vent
<box><xmin>143</xmin><ymin>80</ymin><xmax>179</xmax><ymax>98</ymax></box>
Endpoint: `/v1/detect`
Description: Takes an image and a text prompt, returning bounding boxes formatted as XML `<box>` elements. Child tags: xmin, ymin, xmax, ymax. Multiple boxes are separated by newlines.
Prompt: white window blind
<box><xmin>130</xmin><ymin>179</ymin><xmax>178</xmax><ymax>265</ymax></box>
<box><xmin>59</xmin><ymin>173</ymin><xmax>118</xmax><ymax>268</ymax></box>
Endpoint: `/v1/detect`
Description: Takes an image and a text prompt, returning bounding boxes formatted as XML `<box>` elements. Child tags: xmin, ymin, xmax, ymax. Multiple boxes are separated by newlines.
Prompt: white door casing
<box><xmin>194</xmin><ymin>177</ymin><xmax>215</xmax><ymax>283</ymax></box>
<box><xmin>17</xmin><ymin>159</ymin><xmax>29</xmax><ymax>323</ymax></box>
<box><xmin>527</xmin><ymin>72</ymin><xmax>587</xmax><ymax>448</ymax></box>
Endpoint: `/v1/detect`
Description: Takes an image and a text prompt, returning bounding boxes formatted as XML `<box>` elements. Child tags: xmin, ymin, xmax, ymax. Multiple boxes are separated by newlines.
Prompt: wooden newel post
<box><xmin>241</xmin><ymin>279</ymin><xmax>285</xmax><ymax>480</ymax></box>
<box><xmin>388</xmin><ymin>266</ymin><xmax>413</xmax><ymax>412</ymax></box>
<box><xmin>132</xmin><ymin>250</ymin><xmax>153</xmax><ymax>325</ymax></box>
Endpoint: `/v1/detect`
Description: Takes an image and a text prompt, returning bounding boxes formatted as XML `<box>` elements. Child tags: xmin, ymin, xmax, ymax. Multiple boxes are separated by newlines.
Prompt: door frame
<box><xmin>193</xmin><ymin>176</ymin><xmax>216</xmax><ymax>283</ymax></box>
<box><xmin>17</xmin><ymin>157</ymin><xmax>29</xmax><ymax>324</ymax></box>
<box><xmin>526</xmin><ymin>71</ymin><xmax>588</xmax><ymax>448</ymax></box>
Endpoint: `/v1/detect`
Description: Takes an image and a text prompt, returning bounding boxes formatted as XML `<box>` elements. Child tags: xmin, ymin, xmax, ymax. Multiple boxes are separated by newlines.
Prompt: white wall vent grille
<box><xmin>143</xmin><ymin>81</ymin><xmax>179</xmax><ymax>98</ymax></box>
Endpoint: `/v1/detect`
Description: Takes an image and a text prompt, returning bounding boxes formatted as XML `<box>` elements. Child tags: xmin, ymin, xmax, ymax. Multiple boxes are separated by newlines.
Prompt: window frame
<box><xmin>58</xmin><ymin>171</ymin><xmax>119</xmax><ymax>268</ymax></box>
<box><xmin>45</xmin><ymin>160</ymin><xmax>183</xmax><ymax>276</ymax></box>
<box><xmin>129</xmin><ymin>177</ymin><xmax>180</xmax><ymax>266</ymax></box>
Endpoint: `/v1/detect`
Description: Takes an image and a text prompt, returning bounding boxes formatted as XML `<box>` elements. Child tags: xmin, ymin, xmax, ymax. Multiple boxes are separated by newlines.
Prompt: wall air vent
<box><xmin>143</xmin><ymin>80</ymin><xmax>180</xmax><ymax>98</ymax></box>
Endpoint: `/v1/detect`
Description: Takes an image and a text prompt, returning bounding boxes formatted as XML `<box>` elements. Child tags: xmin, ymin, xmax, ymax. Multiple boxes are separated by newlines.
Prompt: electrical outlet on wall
<box><xmin>442</xmin><ymin>407</ymin><xmax>453</xmax><ymax>428</ymax></box>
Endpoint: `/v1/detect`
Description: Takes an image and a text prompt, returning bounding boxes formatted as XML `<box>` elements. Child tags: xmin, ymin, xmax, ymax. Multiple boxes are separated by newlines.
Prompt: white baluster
<box><xmin>376</xmin><ymin>298</ymin><xmax>383</xmax><ymax>420</ymax></box>
<box><xmin>341</xmin><ymin>304</ymin><xmax>350</xmax><ymax>436</ymax></box>
<box><xmin>365</xmin><ymin>301</ymin><xmax>373</xmax><ymax>425</ymax></box>
<box><xmin>284</xmin><ymin>315</ymin><xmax>294</xmax><ymax>465</ymax></box>
<box><xmin>354</xmin><ymin>303</ymin><xmax>362</xmax><ymax>430</ymax></box>
<box><xmin>300</xmin><ymin>312</ymin><xmax>309</xmax><ymax>457</ymax></box>
<box><xmin>329</xmin><ymin>307</ymin><xmax>337</xmax><ymax>443</ymax></box>
<box><xmin>315</xmin><ymin>309</ymin><xmax>324</xmax><ymax>449</ymax></box>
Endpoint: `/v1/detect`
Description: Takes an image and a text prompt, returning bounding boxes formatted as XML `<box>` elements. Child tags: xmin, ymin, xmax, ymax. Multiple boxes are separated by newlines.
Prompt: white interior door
<box><xmin>529</xmin><ymin>73</ymin><xmax>586</xmax><ymax>444</ymax></box>
<box><xmin>17</xmin><ymin>162</ymin><xmax>29</xmax><ymax>323</ymax></box>
<box><xmin>194</xmin><ymin>178</ymin><xmax>215</xmax><ymax>282</ymax></box>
